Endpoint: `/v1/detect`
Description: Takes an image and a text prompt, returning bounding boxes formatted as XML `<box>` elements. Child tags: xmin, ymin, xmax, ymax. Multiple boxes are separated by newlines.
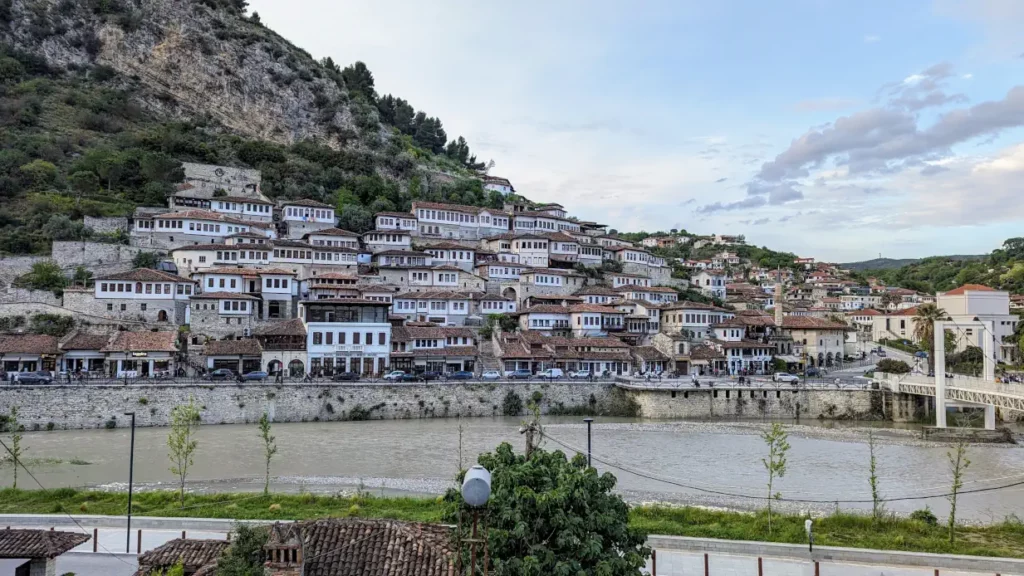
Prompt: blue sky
<box><xmin>248</xmin><ymin>0</ymin><xmax>1024</xmax><ymax>262</ymax></box>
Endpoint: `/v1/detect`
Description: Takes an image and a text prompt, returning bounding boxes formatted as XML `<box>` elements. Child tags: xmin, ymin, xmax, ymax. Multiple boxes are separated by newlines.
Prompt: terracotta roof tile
<box><xmin>943</xmin><ymin>283</ymin><xmax>997</xmax><ymax>295</ymax></box>
<box><xmin>136</xmin><ymin>539</ymin><xmax>229</xmax><ymax>575</ymax></box>
<box><xmin>0</xmin><ymin>529</ymin><xmax>89</xmax><ymax>559</ymax></box>
<box><xmin>191</xmin><ymin>291</ymin><xmax>259</xmax><ymax>300</ymax></box>
<box><xmin>204</xmin><ymin>339</ymin><xmax>263</xmax><ymax>356</ymax></box>
<box><xmin>282</xmin><ymin>198</ymin><xmax>333</xmax><ymax>208</ymax></box>
<box><xmin>411</xmin><ymin>200</ymin><xmax>485</xmax><ymax>215</ymax></box>
<box><xmin>102</xmin><ymin>331</ymin><xmax>178</xmax><ymax>352</ymax></box>
<box><xmin>0</xmin><ymin>334</ymin><xmax>60</xmax><ymax>355</ymax></box>
<box><xmin>267</xmin><ymin>519</ymin><xmax>455</xmax><ymax>576</ymax></box>
<box><xmin>96</xmin><ymin>268</ymin><xmax>195</xmax><ymax>283</ymax></box>
<box><xmin>255</xmin><ymin>319</ymin><xmax>307</xmax><ymax>337</ymax></box>
<box><xmin>60</xmin><ymin>332</ymin><xmax>111</xmax><ymax>351</ymax></box>
<box><xmin>306</xmin><ymin>228</ymin><xmax>360</xmax><ymax>237</ymax></box>
<box><xmin>780</xmin><ymin>316</ymin><xmax>850</xmax><ymax>330</ymax></box>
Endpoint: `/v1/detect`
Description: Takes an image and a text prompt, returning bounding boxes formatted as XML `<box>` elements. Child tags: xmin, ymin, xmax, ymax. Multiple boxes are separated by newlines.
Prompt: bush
<box><xmin>876</xmin><ymin>359</ymin><xmax>911</xmax><ymax>374</ymax></box>
<box><xmin>910</xmin><ymin>507</ymin><xmax>938</xmax><ymax>526</ymax></box>
<box><xmin>501</xmin><ymin>391</ymin><xmax>523</xmax><ymax>416</ymax></box>
<box><xmin>104</xmin><ymin>418</ymin><xmax>116</xmax><ymax>429</ymax></box>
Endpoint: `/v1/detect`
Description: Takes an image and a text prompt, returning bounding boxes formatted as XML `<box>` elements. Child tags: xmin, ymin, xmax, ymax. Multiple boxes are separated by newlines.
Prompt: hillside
<box><xmin>0</xmin><ymin>0</ymin><xmax>504</xmax><ymax>254</ymax></box>
<box><xmin>842</xmin><ymin>255</ymin><xmax>984</xmax><ymax>272</ymax></box>
<box><xmin>854</xmin><ymin>238</ymin><xmax>1024</xmax><ymax>295</ymax></box>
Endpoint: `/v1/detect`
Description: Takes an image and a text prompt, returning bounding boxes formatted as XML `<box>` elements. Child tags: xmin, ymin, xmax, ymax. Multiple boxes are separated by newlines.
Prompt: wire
<box><xmin>0</xmin><ymin>436</ymin><xmax>138</xmax><ymax>567</ymax></box>
<box><xmin>540</xmin><ymin>430</ymin><xmax>1024</xmax><ymax>505</ymax></box>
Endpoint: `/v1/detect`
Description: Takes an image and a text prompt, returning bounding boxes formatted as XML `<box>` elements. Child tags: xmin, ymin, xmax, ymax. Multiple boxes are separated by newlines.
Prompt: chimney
<box><xmin>774</xmin><ymin>274</ymin><xmax>784</xmax><ymax>326</ymax></box>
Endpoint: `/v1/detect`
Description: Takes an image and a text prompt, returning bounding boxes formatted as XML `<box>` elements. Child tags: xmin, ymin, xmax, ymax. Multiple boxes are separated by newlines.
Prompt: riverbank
<box><xmin>1</xmin><ymin>488</ymin><xmax>1022</xmax><ymax>558</ymax></box>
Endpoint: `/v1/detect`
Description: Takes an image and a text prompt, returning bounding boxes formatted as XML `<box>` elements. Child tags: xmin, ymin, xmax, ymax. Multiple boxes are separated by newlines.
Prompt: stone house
<box><xmin>303</xmin><ymin>228</ymin><xmax>361</xmax><ymax>249</ymax></box>
<box><xmin>281</xmin><ymin>198</ymin><xmax>336</xmax><ymax>239</ymax></box>
<box><xmin>66</xmin><ymin>268</ymin><xmax>196</xmax><ymax>325</ymax></box>
<box><xmin>0</xmin><ymin>333</ymin><xmax>60</xmax><ymax>376</ymax></box>
<box><xmin>204</xmin><ymin>338</ymin><xmax>263</xmax><ymax>374</ymax></box>
<box><xmin>189</xmin><ymin>292</ymin><xmax>260</xmax><ymax>340</ymax></box>
<box><xmin>256</xmin><ymin>319</ymin><xmax>307</xmax><ymax>377</ymax></box>
<box><xmin>390</xmin><ymin>324</ymin><xmax>478</xmax><ymax>373</ymax></box>
<box><xmin>103</xmin><ymin>330</ymin><xmax>178</xmax><ymax>377</ymax></box>
<box><xmin>362</xmin><ymin>229</ymin><xmax>413</xmax><ymax>253</ymax></box>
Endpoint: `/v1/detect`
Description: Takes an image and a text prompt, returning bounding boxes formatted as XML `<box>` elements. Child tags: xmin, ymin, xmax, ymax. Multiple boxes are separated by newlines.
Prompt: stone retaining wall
<box><xmin>624</xmin><ymin>387</ymin><xmax>884</xmax><ymax>420</ymax></box>
<box><xmin>0</xmin><ymin>381</ymin><xmax>630</xmax><ymax>430</ymax></box>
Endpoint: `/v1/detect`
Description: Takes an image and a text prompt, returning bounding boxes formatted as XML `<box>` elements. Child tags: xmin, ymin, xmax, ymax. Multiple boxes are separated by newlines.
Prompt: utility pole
<box><xmin>124</xmin><ymin>411</ymin><xmax>136</xmax><ymax>554</ymax></box>
<box><xmin>583</xmin><ymin>417</ymin><xmax>594</xmax><ymax>467</ymax></box>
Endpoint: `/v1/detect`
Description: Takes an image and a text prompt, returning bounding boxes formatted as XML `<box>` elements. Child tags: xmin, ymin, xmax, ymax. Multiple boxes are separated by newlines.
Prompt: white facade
<box><xmin>207</xmin><ymin>198</ymin><xmax>274</xmax><ymax>222</ymax></box>
<box><xmin>375</xmin><ymin>213</ymin><xmax>418</xmax><ymax>232</ymax></box>
<box><xmin>693</xmin><ymin>271</ymin><xmax>727</xmax><ymax>299</ymax></box>
<box><xmin>283</xmin><ymin>202</ymin><xmax>335</xmax><ymax>224</ymax></box>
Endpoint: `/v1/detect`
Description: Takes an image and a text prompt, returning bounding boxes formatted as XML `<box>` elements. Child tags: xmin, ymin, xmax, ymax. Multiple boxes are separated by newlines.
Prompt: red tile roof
<box><xmin>0</xmin><ymin>529</ymin><xmax>89</xmax><ymax>559</ymax></box>
<box><xmin>204</xmin><ymin>339</ymin><xmax>263</xmax><ymax>356</ymax></box>
<box><xmin>282</xmin><ymin>198</ymin><xmax>333</xmax><ymax>208</ymax></box>
<box><xmin>135</xmin><ymin>538</ymin><xmax>229</xmax><ymax>576</ymax></box>
<box><xmin>943</xmin><ymin>283</ymin><xmax>997</xmax><ymax>295</ymax></box>
<box><xmin>103</xmin><ymin>331</ymin><xmax>178</xmax><ymax>352</ymax></box>
<box><xmin>0</xmin><ymin>334</ymin><xmax>60</xmax><ymax>355</ymax></box>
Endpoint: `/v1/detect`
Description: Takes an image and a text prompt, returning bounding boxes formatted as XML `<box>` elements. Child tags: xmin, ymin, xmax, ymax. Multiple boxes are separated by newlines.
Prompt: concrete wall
<box><xmin>0</xmin><ymin>287</ymin><xmax>62</xmax><ymax>307</ymax></box>
<box><xmin>624</xmin><ymin>386</ymin><xmax>884</xmax><ymax>420</ymax></box>
<box><xmin>0</xmin><ymin>381</ymin><xmax>628</xmax><ymax>429</ymax></box>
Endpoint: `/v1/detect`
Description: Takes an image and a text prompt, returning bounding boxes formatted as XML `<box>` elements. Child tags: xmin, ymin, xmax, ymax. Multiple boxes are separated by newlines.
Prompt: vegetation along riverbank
<box><xmin>1</xmin><ymin>488</ymin><xmax>1022</xmax><ymax>558</ymax></box>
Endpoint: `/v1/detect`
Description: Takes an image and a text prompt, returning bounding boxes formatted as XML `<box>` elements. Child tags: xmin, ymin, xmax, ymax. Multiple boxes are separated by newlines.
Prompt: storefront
<box><xmin>0</xmin><ymin>334</ymin><xmax>60</xmax><ymax>378</ymax></box>
<box><xmin>205</xmin><ymin>339</ymin><xmax>264</xmax><ymax>375</ymax></box>
<box><xmin>102</xmin><ymin>331</ymin><xmax>178</xmax><ymax>378</ymax></box>
<box><xmin>58</xmin><ymin>332</ymin><xmax>111</xmax><ymax>376</ymax></box>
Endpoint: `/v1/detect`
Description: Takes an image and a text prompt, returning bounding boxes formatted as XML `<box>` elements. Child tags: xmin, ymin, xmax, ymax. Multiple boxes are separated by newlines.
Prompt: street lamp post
<box><xmin>461</xmin><ymin>465</ymin><xmax>491</xmax><ymax>576</ymax></box>
<box><xmin>583</xmin><ymin>417</ymin><xmax>594</xmax><ymax>467</ymax></box>
<box><xmin>124</xmin><ymin>411</ymin><xmax>136</xmax><ymax>554</ymax></box>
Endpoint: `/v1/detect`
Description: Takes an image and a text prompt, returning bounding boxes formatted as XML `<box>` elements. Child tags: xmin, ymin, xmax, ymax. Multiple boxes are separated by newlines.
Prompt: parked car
<box><xmin>399</xmin><ymin>373</ymin><xmax>424</xmax><ymax>382</ymax></box>
<box><xmin>16</xmin><ymin>371</ymin><xmax>53</xmax><ymax>385</ymax></box>
<box><xmin>331</xmin><ymin>372</ymin><xmax>360</xmax><ymax>381</ymax></box>
<box><xmin>773</xmin><ymin>372</ymin><xmax>800</xmax><ymax>384</ymax></box>
<box><xmin>207</xmin><ymin>369</ymin><xmax>235</xmax><ymax>381</ymax></box>
<box><xmin>242</xmin><ymin>371</ymin><xmax>268</xmax><ymax>382</ymax></box>
<box><xmin>481</xmin><ymin>370</ymin><xmax>501</xmax><ymax>381</ymax></box>
<box><xmin>508</xmin><ymin>369</ymin><xmax>533</xmax><ymax>380</ymax></box>
<box><xmin>914</xmin><ymin>351</ymin><xmax>928</xmax><ymax>358</ymax></box>
<box><xmin>418</xmin><ymin>371</ymin><xmax>443</xmax><ymax>381</ymax></box>
<box><xmin>539</xmin><ymin>368</ymin><xmax>564</xmax><ymax>380</ymax></box>
<box><xmin>805</xmin><ymin>367</ymin><xmax>821</xmax><ymax>377</ymax></box>
<box><xmin>876</xmin><ymin>350</ymin><xmax>887</xmax><ymax>357</ymax></box>
<box><xmin>570</xmin><ymin>370</ymin><xmax>592</xmax><ymax>379</ymax></box>
<box><xmin>383</xmin><ymin>371</ymin><xmax>406</xmax><ymax>381</ymax></box>
<box><xmin>448</xmin><ymin>371</ymin><xmax>474</xmax><ymax>380</ymax></box>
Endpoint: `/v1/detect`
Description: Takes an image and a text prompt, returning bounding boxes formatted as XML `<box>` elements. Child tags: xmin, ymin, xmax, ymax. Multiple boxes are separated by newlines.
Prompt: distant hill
<box><xmin>842</xmin><ymin>255</ymin><xmax>985</xmax><ymax>272</ymax></box>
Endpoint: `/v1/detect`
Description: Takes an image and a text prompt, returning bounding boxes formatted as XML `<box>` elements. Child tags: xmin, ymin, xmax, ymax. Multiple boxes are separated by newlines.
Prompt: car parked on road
<box><xmin>876</xmin><ymin>350</ymin><xmax>887</xmax><ymax>357</ymax></box>
<box><xmin>418</xmin><ymin>371</ymin><xmax>443</xmax><ymax>381</ymax></box>
<box><xmin>569</xmin><ymin>370</ymin><xmax>592</xmax><ymax>379</ymax></box>
<box><xmin>16</xmin><ymin>371</ymin><xmax>53</xmax><ymax>384</ymax></box>
<box><xmin>773</xmin><ymin>372</ymin><xmax>800</xmax><ymax>384</ymax></box>
<box><xmin>481</xmin><ymin>370</ymin><xmax>501</xmax><ymax>380</ymax></box>
<box><xmin>507</xmin><ymin>369</ymin><xmax>532</xmax><ymax>380</ymax></box>
<box><xmin>242</xmin><ymin>371</ymin><xmax>268</xmax><ymax>382</ymax></box>
<box><xmin>399</xmin><ymin>373</ymin><xmax>424</xmax><ymax>382</ymax></box>
<box><xmin>383</xmin><ymin>371</ymin><xmax>406</xmax><ymax>381</ymax></box>
<box><xmin>331</xmin><ymin>372</ymin><xmax>360</xmax><ymax>382</ymax></box>
<box><xmin>539</xmin><ymin>368</ymin><xmax>564</xmax><ymax>380</ymax></box>
<box><xmin>448</xmin><ymin>371</ymin><xmax>474</xmax><ymax>380</ymax></box>
<box><xmin>207</xmin><ymin>369</ymin><xmax>235</xmax><ymax>381</ymax></box>
<box><xmin>805</xmin><ymin>367</ymin><xmax>821</xmax><ymax>377</ymax></box>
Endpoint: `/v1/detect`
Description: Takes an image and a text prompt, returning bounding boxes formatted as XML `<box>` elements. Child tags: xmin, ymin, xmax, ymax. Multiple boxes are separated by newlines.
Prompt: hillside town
<box><xmin>0</xmin><ymin>162</ymin><xmax>1015</xmax><ymax>382</ymax></box>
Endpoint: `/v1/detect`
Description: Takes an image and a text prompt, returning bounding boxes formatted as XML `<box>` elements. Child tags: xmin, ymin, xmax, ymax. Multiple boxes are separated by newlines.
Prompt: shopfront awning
<box><xmin>777</xmin><ymin>355</ymin><xmax>802</xmax><ymax>363</ymax></box>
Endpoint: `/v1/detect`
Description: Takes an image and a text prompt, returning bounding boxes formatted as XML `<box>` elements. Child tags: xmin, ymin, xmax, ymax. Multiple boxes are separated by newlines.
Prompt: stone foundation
<box><xmin>0</xmin><ymin>381</ymin><xmax>632</xmax><ymax>429</ymax></box>
<box><xmin>624</xmin><ymin>387</ymin><xmax>884</xmax><ymax>420</ymax></box>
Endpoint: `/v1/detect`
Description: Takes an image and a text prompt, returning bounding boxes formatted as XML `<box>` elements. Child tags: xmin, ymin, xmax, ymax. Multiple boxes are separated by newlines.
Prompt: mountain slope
<box><xmin>0</xmin><ymin>0</ymin><xmax>506</xmax><ymax>255</ymax></box>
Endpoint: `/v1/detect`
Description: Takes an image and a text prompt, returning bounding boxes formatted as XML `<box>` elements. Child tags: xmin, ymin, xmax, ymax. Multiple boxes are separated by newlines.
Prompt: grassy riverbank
<box><xmin>1</xmin><ymin>488</ymin><xmax>1022</xmax><ymax>558</ymax></box>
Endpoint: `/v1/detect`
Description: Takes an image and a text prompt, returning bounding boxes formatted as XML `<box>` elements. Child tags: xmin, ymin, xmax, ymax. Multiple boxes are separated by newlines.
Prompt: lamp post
<box><xmin>805</xmin><ymin>518</ymin><xmax>814</xmax><ymax>552</ymax></box>
<box><xmin>124</xmin><ymin>411</ymin><xmax>136</xmax><ymax>554</ymax></box>
<box><xmin>583</xmin><ymin>417</ymin><xmax>594</xmax><ymax>467</ymax></box>
<box><xmin>461</xmin><ymin>465</ymin><xmax>491</xmax><ymax>576</ymax></box>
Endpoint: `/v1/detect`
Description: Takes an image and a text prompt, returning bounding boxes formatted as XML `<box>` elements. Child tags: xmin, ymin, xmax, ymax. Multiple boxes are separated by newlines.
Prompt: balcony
<box><xmin>335</xmin><ymin>345</ymin><xmax>364</xmax><ymax>354</ymax></box>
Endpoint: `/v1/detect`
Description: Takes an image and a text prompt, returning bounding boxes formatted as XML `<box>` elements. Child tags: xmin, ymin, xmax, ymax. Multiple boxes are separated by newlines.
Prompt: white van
<box><xmin>539</xmin><ymin>368</ymin><xmax>564</xmax><ymax>380</ymax></box>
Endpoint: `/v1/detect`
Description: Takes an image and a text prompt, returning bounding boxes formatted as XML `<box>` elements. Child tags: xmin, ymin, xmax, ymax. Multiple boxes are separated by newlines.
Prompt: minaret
<box><xmin>774</xmin><ymin>268</ymin><xmax>784</xmax><ymax>326</ymax></box>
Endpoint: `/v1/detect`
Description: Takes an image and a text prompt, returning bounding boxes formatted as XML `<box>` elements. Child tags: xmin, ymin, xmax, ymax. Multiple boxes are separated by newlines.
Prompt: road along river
<box><xmin>3</xmin><ymin>417</ymin><xmax>1023</xmax><ymax>522</ymax></box>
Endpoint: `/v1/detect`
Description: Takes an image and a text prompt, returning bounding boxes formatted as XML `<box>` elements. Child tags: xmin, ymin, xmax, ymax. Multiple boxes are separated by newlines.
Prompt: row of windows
<box><xmin>377</xmin><ymin>217</ymin><xmax>416</xmax><ymax>227</ymax></box>
<box><xmin>514</xmin><ymin>241</ymin><xmax>548</xmax><ymax>250</ymax></box>
<box><xmin>265</xmin><ymin>278</ymin><xmax>290</xmax><ymax>289</ymax></box>
<box><xmin>100</xmin><ymin>282</ymin><xmax>188</xmax><ymax>295</ymax></box>
<box><xmin>312</xmin><ymin>239</ymin><xmax>359</xmax><ymax>248</ymax></box>
<box><xmin>157</xmin><ymin>220</ymin><xmax>184</xmax><ymax>229</ymax></box>
<box><xmin>417</xmin><ymin>209</ymin><xmax>478</xmax><ymax>224</ymax></box>
<box><xmin>215</xmin><ymin>201</ymin><xmax>270</xmax><ymax>213</ymax></box>
<box><xmin>428</xmin><ymin>250</ymin><xmax>473</xmax><ymax>260</ymax></box>
<box><xmin>312</xmin><ymin>332</ymin><xmax>387</xmax><ymax>346</ymax></box>
<box><xmin>534</xmin><ymin>275</ymin><xmax>562</xmax><ymax>286</ymax></box>
<box><xmin>365</xmin><ymin>233</ymin><xmax>408</xmax><ymax>243</ymax></box>
<box><xmin>315</xmin><ymin>252</ymin><xmax>357</xmax><ymax>262</ymax></box>
<box><xmin>531</xmin><ymin>319</ymin><xmax>569</xmax><ymax>328</ymax></box>
<box><xmin>286</xmin><ymin>207</ymin><xmax>333</xmax><ymax>219</ymax></box>
<box><xmin>275</xmin><ymin>249</ymin><xmax>310</xmax><ymax>259</ymax></box>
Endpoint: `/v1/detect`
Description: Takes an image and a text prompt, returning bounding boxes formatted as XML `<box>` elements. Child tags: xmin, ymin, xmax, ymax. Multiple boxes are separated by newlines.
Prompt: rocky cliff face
<box><xmin>2</xmin><ymin>0</ymin><xmax>364</xmax><ymax>147</ymax></box>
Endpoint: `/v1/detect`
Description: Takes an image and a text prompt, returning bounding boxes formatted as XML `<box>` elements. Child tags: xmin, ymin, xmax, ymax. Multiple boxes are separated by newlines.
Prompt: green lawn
<box><xmin>1</xmin><ymin>488</ymin><xmax>1022</xmax><ymax>558</ymax></box>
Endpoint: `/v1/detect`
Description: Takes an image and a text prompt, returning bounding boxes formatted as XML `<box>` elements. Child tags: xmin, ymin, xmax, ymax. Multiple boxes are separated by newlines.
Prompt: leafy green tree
<box><xmin>216</xmin><ymin>524</ymin><xmax>270</xmax><ymax>576</ymax></box>
<box><xmin>335</xmin><ymin>204</ymin><xmax>373</xmax><ymax>233</ymax></box>
<box><xmin>443</xmin><ymin>443</ymin><xmax>650</xmax><ymax>576</ymax></box>
<box><xmin>341</xmin><ymin>61</ymin><xmax>376</xmax><ymax>101</ymax></box>
<box><xmin>68</xmin><ymin>171</ymin><xmax>101</xmax><ymax>196</ymax></box>
<box><xmin>5</xmin><ymin>407</ymin><xmax>23</xmax><ymax>489</ymax></box>
<box><xmin>761</xmin><ymin>423</ymin><xmax>790</xmax><ymax>534</ymax></box>
<box><xmin>168</xmin><ymin>398</ymin><xmax>201</xmax><ymax>508</ymax></box>
<box><xmin>16</xmin><ymin>261</ymin><xmax>67</xmax><ymax>293</ymax></box>
<box><xmin>42</xmin><ymin>215</ymin><xmax>92</xmax><ymax>241</ymax></box>
<box><xmin>132</xmin><ymin>251</ymin><xmax>161</xmax><ymax>269</ymax></box>
<box><xmin>947</xmin><ymin>433</ymin><xmax>970</xmax><ymax>543</ymax></box>
<box><xmin>912</xmin><ymin>303</ymin><xmax>949</xmax><ymax>373</ymax></box>
<box><xmin>876</xmin><ymin>358</ymin><xmax>911</xmax><ymax>374</ymax></box>
<box><xmin>258</xmin><ymin>412</ymin><xmax>277</xmax><ymax>496</ymax></box>
<box><xmin>18</xmin><ymin>159</ymin><xmax>57</xmax><ymax>189</ymax></box>
<box><xmin>29</xmin><ymin>313</ymin><xmax>75</xmax><ymax>337</ymax></box>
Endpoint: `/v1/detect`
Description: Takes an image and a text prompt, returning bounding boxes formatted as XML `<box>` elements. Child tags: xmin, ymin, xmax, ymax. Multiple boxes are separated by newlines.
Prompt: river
<box><xmin>3</xmin><ymin>417</ymin><xmax>1023</xmax><ymax>522</ymax></box>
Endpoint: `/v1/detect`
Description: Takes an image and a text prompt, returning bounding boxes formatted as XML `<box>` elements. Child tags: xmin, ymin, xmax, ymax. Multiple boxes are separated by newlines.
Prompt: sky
<box><xmin>248</xmin><ymin>0</ymin><xmax>1024</xmax><ymax>263</ymax></box>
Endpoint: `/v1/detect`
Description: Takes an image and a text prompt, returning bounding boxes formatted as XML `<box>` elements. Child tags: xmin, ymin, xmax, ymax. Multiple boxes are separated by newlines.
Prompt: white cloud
<box><xmin>863</xmin><ymin>34</ymin><xmax>881</xmax><ymax>44</ymax></box>
<box><xmin>962</xmin><ymin>73</ymin><xmax>974</xmax><ymax>79</ymax></box>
